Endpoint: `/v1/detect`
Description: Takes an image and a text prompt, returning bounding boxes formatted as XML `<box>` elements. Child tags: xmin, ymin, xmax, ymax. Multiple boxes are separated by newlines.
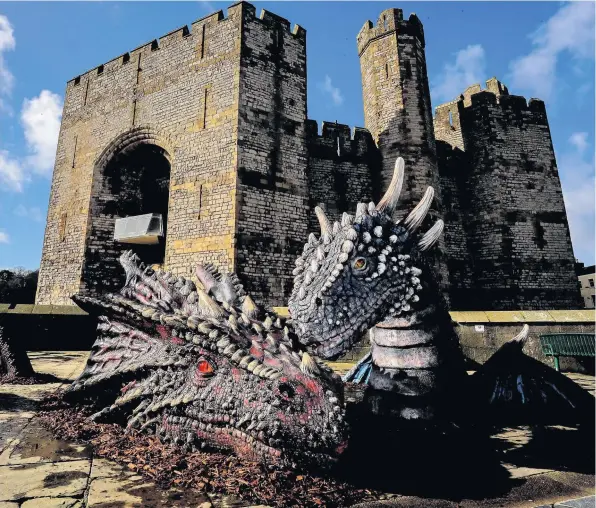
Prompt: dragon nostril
<box><xmin>278</xmin><ymin>383</ymin><xmax>295</xmax><ymax>399</ymax></box>
<box><xmin>315</xmin><ymin>298</ymin><xmax>322</xmax><ymax>307</ymax></box>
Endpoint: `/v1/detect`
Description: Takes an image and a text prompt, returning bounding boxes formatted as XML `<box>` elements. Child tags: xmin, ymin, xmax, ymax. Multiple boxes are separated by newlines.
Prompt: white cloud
<box><xmin>559</xmin><ymin>136</ymin><xmax>595</xmax><ymax>265</ymax></box>
<box><xmin>0</xmin><ymin>15</ymin><xmax>16</xmax><ymax>111</ymax></box>
<box><xmin>431</xmin><ymin>44</ymin><xmax>486</xmax><ymax>103</ymax></box>
<box><xmin>509</xmin><ymin>2</ymin><xmax>595</xmax><ymax>100</ymax></box>
<box><xmin>14</xmin><ymin>204</ymin><xmax>43</xmax><ymax>222</ymax></box>
<box><xmin>21</xmin><ymin>90</ymin><xmax>63</xmax><ymax>175</ymax></box>
<box><xmin>318</xmin><ymin>75</ymin><xmax>344</xmax><ymax>106</ymax></box>
<box><xmin>569</xmin><ymin>132</ymin><xmax>588</xmax><ymax>153</ymax></box>
<box><xmin>0</xmin><ymin>150</ymin><xmax>26</xmax><ymax>192</ymax></box>
<box><xmin>0</xmin><ymin>231</ymin><xmax>9</xmax><ymax>244</ymax></box>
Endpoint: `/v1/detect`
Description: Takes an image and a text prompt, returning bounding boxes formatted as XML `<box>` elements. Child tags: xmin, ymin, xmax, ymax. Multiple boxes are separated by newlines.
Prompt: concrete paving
<box><xmin>0</xmin><ymin>352</ymin><xmax>593</xmax><ymax>507</ymax></box>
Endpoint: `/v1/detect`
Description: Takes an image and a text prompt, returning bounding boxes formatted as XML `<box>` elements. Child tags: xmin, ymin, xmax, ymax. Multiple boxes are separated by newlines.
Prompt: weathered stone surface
<box><xmin>0</xmin><ymin>460</ymin><xmax>90</xmax><ymax>501</ymax></box>
<box><xmin>21</xmin><ymin>497</ymin><xmax>82</xmax><ymax>508</ymax></box>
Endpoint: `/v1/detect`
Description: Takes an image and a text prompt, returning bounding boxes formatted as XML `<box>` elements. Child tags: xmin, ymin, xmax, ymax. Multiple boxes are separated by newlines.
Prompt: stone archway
<box><xmin>81</xmin><ymin>127</ymin><xmax>174</xmax><ymax>296</ymax></box>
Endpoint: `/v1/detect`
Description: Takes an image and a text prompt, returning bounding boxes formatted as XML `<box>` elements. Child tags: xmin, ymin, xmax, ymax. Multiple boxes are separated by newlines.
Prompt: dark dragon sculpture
<box><xmin>69</xmin><ymin>157</ymin><xmax>594</xmax><ymax>471</ymax></box>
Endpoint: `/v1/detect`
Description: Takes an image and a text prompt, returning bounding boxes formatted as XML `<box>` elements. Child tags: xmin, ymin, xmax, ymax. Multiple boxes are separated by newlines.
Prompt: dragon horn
<box><xmin>510</xmin><ymin>324</ymin><xmax>530</xmax><ymax>344</ymax></box>
<box><xmin>314</xmin><ymin>206</ymin><xmax>332</xmax><ymax>241</ymax></box>
<box><xmin>195</xmin><ymin>265</ymin><xmax>218</xmax><ymax>293</ymax></box>
<box><xmin>403</xmin><ymin>186</ymin><xmax>435</xmax><ymax>232</ymax></box>
<box><xmin>376</xmin><ymin>157</ymin><xmax>405</xmax><ymax>214</ymax></box>
<box><xmin>418</xmin><ymin>219</ymin><xmax>444</xmax><ymax>251</ymax></box>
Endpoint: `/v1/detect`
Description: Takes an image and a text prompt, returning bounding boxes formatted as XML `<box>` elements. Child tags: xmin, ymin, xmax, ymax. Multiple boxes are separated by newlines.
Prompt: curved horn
<box><xmin>314</xmin><ymin>206</ymin><xmax>332</xmax><ymax>238</ymax></box>
<box><xmin>510</xmin><ymin>324</ymin><xmax>530</xmax><ymax>344</ymax></box>
<box><xmin>403</xmin><ymin>187</ymin><xmax>435</xmax><ymax>232</ymax></box>
<box><xmin>418</xmin><ymin>219</ymin><xmax>444</xmax><ymax>251</ymax></box>
<box><xmin>376</xmin><ymin>157</ymin><xmax>405</xmax><ymax>214</ymax></box>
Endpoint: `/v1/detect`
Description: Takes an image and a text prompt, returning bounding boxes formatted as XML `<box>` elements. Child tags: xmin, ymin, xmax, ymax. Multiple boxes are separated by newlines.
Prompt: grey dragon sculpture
<box><xmin>68</xmin><ymin>157</ymin><xmax>594</xmax><ymax>471</ymax></box>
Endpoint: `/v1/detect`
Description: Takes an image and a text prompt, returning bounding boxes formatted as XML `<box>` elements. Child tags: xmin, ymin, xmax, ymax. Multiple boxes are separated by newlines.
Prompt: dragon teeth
<box><xmin>341</xmin><ymin>213</ymin><xmax>353</xmax><ymax>226</ymax></box>
<box><xmin>333</xmin><ymin>221</ymin><xmax>341</xmax><ymax>234</ymax></box>
<box><xmin>362</xmin><ymin>232</ymin><xmax>372</xmax><ymax>243</ymax></box>
<box><xmin>389</xmin><ymin>235</ymin><xmax>397</xmax><ymax>244</ymax></box>
<box><xmin>378</xmin><ymin>263</ymin><xmax>386</xmax><ymax>274</ymax></box>
<box><xmin>378</xmin><ymin>254</ymin><xmax>386</xmax><ymax>262</ymax></box>
<box><xmin>373</xmin><ymin>226</ymin><xmax>383</xmax><ymax>237</ymax></box>
<box><xmin>368</xmin><ymin>201</ymin><xmax>376</xmax><ymax>213</ymax></box>
<box><xmin>338</xmin><ymin>252</ymin><xmax>349</xmax><ymax>263</ymax></box>
<box><xmin>316</xmin><ymin>246</ymin><xmax>325</xmax><ymax>261</ymax></box>
<box><xmin>311</xmin><ymin>259</ymin><xmax>319</xmax><ymax>272</ymax></box>
<box><xmin>292</xmin><ymin>266</ymin><xmax>302</xmax><ymax>276</ymax></box>
<box><xmin>298</xmin><ymin>287</ymin><xmax>306</xmax><ymax>299</ymax></box>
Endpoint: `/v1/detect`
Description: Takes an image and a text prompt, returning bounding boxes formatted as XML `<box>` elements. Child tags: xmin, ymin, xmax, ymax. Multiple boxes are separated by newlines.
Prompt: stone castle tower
<box><xmin>36</xmin><ymin>2</ymin><xmax>582</xmax><ymax>310</ymax></box>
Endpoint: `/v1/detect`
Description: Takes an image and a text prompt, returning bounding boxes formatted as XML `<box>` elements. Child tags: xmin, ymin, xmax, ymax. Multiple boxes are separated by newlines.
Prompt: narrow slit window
<box><xmin>201</xmin><ymin>88</ymin><xmax>209</xmax><ymax>129</ymax></box>
<box><xmin>83</xmin><ymin>80</ymin><xmax>89</xmax><ymax>106</ymax></box>
<box><xmin>385</xmin><ymin>63</ymin><xmax>389</xmax><ymax>79</ymax></box>
<box><xmin>72</xmin><ymin>136</ymin><xmax>78</xmax><ymax>168</ymax></box>
<box><xmin>59</xmin><ymin>213</ymin><xmax>67</xmax><ymax>242</ymax></box>
<box><xmin>136</xmin><ymin>54</ymin><xmax>142</xmax><ymax>85</ymax></box>
<box><xmin>448</xmin><ymin>111</ymin><xmax>453</xmax><ymax>127</ymax></box>
<box><xmin>200</xmin><ymin>24</ymin><xmax>206</xmax><ymax>59</ymax></box>
<box><xmin>198</xmin><ymin>184</ymin><xmax>203</xmax><ymax>219</ymax></box>
<box><xmin>404</xmin><ymin>60</ymin><xmax>412</xmax><ymax>79</ymax></box>
<box><xmin>383</xmin><ymin>15</ymin><xmax>388</xmax><ymax>31</ymax></box>
<box><xmin>97</xmin><ymin>65</ymin><xmax>104</xmax><ymax>75</ymax></box>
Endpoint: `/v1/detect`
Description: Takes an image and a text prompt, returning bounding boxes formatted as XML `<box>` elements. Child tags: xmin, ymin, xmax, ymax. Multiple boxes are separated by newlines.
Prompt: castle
<box><xmin>36</xmin><ymin>2</ymin><xmax>582</xmax><ymax>310</ymax></box>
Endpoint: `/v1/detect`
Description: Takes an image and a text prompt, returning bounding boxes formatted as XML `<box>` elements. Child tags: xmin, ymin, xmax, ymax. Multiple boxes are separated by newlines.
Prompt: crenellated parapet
<box><xmin>306</xmin><ymin>120</ymin><xmax>376</xmax><ymax>159</ymax></box>
<box><xmin>68</xmin><ymin>2</ymin><xmax>304</xmax><ymax>86</ymax></box>
<box><xmin>357</xmin><ymin>8</ymin><xmax>425</xmax><ymax>56</ymax></box>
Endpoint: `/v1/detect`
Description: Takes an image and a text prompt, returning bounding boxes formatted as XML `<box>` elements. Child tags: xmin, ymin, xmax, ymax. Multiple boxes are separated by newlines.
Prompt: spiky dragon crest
<box><xmin>289</xmin><ymin>157</ymin><xmax>445</xmax><ymax>359</ymax></box>
<box><xmin>69</xmin><ymin>252</ymin><xmax>347</xmax><ymax>469</ymax></box>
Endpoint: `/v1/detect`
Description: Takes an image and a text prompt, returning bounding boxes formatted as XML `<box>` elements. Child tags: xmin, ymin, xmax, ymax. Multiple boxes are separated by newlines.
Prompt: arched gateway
<box><xmin>80</xmin><ymin>128</ymin><xmax>173</xmax><ymax>295</ymax></box>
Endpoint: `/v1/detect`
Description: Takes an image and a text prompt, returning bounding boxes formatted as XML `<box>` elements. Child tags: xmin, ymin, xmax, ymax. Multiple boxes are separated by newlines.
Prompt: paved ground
<box><xmin>0</xmin><ymin>352</ymin><xmax>594</xmax><ymax>507</ymax></box>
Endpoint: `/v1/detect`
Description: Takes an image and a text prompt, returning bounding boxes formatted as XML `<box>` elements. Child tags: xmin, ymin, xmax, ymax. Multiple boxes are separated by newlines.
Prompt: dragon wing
<box><xmin>469</xmin><ymin>325</ymin><xmax>595</xmax><ymax>427</ymax></box>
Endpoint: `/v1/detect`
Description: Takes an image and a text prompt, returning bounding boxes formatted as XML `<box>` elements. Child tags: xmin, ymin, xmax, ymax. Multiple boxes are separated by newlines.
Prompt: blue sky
<box><xmin>0</xmin><ymin>1</ymin><xmax>594</xmax><ymax>270</ymax></box>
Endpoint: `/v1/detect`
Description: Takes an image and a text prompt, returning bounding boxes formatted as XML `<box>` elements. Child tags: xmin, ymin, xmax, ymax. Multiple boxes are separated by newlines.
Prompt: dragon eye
<box><xmin>353</xmin><ymin>258</ymin><xmax>367</xmax><ymax>270</ymax></box>
<box><xmin>197</xmin><ymin>359</ymin><xmax>214</xmax><ymax>375</ymax></box>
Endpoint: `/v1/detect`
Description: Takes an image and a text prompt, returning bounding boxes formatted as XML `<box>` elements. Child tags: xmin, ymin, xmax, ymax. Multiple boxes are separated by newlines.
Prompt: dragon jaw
<box><xmin>288</xmin><ymin>157</ymin><xmax>444</xmax><ymax>360</ymax></box>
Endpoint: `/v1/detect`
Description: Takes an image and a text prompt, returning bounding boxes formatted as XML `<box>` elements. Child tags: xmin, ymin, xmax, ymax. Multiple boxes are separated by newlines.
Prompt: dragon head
<box><xmin>70</xmin><ymin>252</ymin><xmax>347</xmax><ymax>469</ymax></box>
<box><xmin>289</xmin><ymin>157</ymin><xmax>444</xmax><ymax>359</ymax></box>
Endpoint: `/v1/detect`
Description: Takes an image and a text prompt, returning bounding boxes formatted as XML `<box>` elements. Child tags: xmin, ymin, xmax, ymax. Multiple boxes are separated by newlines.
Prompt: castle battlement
<box><xmin>68</xmin><ymin>1</ymin><xmax>304</xmax><ymax>85</ymax></box>
<box><xmin>434</xmin><ymin>78</ymin><xmax>547</xmax><ymax>132</ymax></box>
<box><xmin>357</xmin><ymin>8</ymin><xmax>424</xmax><ymax>56</ymax></box>
<box><xmin>305</xmin><ymin>120</ymin><xmax>373</xmax><ymax>144</ymax></box>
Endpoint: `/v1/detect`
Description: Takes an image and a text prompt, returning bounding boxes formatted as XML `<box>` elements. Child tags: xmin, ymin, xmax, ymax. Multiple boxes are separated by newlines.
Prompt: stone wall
<box><xmin>434</xmin><ymin>79</ymin><xmax>583</xmax><ymax>310</ymax></box>
<box><xmin>235</xmin><ymin>6</ymin><xmax>310</xmax><ymax>306</ymax></box>
<box><xmin>305</xmin><ymin>120</ymin><xmax>379</xmax><ymax>233</ymax></box>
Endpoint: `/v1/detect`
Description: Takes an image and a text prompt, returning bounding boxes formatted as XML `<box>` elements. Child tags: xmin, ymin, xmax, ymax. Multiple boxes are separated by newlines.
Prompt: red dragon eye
<box><xmin>197</xmin><ymin>359</ymin><xmax>214</xmax><ymax>375</ymax></box>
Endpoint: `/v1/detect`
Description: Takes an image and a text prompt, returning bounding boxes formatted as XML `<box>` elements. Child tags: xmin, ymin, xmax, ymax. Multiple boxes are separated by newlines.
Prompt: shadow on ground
<box><xmin>332</xmin><ymin>394</ymin><xmax>595</xmax><ymax>503</ymax></box>
<box><xmin>0</xmin><ymin>392</ymin><xmax>39</xmax><ymax>412</ymax></box>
